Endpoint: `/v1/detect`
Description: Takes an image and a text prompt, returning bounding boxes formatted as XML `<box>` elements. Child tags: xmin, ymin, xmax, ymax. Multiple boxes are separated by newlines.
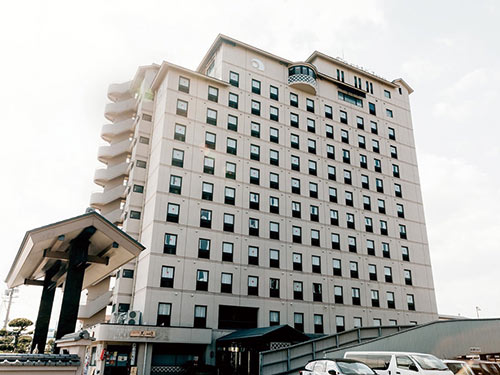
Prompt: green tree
<box><xmin>8</xmin><ymin>318</ymin><xmax>33</xmax><ymax>351</ymax></box>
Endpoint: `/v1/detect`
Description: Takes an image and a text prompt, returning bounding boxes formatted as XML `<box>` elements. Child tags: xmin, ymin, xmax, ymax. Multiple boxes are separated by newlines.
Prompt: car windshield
<box><xmin>337</xmin><ymin>361</ymin><xmax>377</xmax><ymax>375</ymax></box>
<box><xmin>412</xmin><ymin>355</ymin><xmax>449</xmax><ymax>371</ymax></box>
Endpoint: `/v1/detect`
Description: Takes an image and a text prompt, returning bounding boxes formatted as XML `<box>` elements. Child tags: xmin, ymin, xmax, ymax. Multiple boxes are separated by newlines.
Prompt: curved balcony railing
<box><xmin>97</xmin><ymin>139</ymin><xmax>132</xmax><ymax>163</ymax></box>
<box><xmin>288</xmin><ymin>64</ymin><xmax>318</xmax><ymax>94</ymax></box>
<box><xmin>90</xmin><ymin>184</ymin><xmax>127</xmax><ymax>208</ymax></box>
<box><xmin>107</xmin><ymin>81</ymin><xmax>132</xmax><ymax>102</ymax></box>
<box><xmin>101</xmin><ymin>118</ymin><xmax>135</xmax><ymax>142</ymax></box>
<box><xmin>104</xmin><ymin>98</ymin><xmax>138</xmax><ymax>122</ymax></box>
<box><xmin>94</xmin><ymin>161</ymin><xmax>130</xmax><ymax>186</ymax></box>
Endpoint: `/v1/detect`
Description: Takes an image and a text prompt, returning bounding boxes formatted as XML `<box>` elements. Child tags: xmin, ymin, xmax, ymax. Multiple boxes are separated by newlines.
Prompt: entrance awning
<box><xmin>217</xmin><ymin>325</ymin><xmax>309</xmax><ymax>345</ymax></box>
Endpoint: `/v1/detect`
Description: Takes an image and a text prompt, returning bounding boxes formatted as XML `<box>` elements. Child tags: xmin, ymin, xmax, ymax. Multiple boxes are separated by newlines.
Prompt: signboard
<box><xmin>130</xmin><ymin>330</ymin><xmax>156</xmax><ymax>338</ymax></box>
<box><xmin>469</xmin><ymin>347</ymin><xmax>481</xmax><ymax>354</ymax></box>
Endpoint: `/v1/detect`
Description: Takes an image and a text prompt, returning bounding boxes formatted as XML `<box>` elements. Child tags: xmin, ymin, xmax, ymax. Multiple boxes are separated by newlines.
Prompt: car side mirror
<box><xmin>409</xmin><ymin>364</ymin><xmax>419</xmax><ymax>372</ymax></box>
<box><xmin>329</xmin><ymin>370</ymin><xmax>337</xmax><ymax>375</ymax></box>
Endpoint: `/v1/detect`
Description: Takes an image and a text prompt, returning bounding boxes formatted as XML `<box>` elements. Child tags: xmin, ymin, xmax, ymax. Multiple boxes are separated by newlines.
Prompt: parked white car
<box><xmin>300</xmin><ymin>358</ymin><xmax>378</xmax><ymax>375</ymax></box>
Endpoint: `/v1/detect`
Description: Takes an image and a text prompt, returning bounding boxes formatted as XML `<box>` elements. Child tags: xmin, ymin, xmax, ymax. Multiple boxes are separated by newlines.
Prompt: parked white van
<box><xmin>344</xmin><ymin>352</ymin><xmax>454</xmax><ymax>375</ymax></box>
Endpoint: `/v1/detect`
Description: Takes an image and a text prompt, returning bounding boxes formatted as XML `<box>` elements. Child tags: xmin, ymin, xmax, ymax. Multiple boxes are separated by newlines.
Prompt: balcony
<box><xmin>107</xmin><ymin>81</ymin><xmax>132</xmax><ymax>102</ymax></box>
<box><xmin>90</xmin><ymin>184</ymin><xmax>127</xmax><ymax>208</ymax></box>
<box><xmin>288</xmin><ymin>64</ymin><xmax>317</xmax><ymax>94</ymax></box>
<box><xmin>97</xmin><ymin>139</ymin><xmax>132</xmax><ymax>163</ymax></box>
<box><xmin>104</xmin><ymin>98</ymin><xmax>138</xmax><ymax>121</ymax></box>
<box><xmin>78</xmin><ymin>290</ymin><xmax>113</xmax><ymax>319</ymax></box>
<box><xmin>101</xmin><ymin>118</ymin><xmax>135</xmax><ymax>142</ymax></box>
<box><xmin>94</xmin><ymin>161</ymin><xmax>130</xmax><ymax>186</ymax></box>
<box><xmin>103</xmin><ymin>207</ymin><xmax>124</xmax><ymax>225</ymax></box>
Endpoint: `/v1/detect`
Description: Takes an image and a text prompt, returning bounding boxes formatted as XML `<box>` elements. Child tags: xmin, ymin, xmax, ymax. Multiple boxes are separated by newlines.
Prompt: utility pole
<box><xmin>475</xmin><ymin>306</ymin><xmax>481</xmax><ymax>319</ymax></box>
<box><xmin>3</xmin><ymin>289</ymin><xmax>17</xmax><ymax>329</ymax></box>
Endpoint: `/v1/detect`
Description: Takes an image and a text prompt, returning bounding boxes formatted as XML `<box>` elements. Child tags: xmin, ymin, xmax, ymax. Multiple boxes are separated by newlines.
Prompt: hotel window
<box><xmin>194</xmin><ymin>305</ymin><xmax>207</xmax><ymax>328</ymax></box>
<box><xmin>404</xmin><ymin>269</ymin><xmax>413</xmax><ymax>285</ymax></box>
<box><xmin>270</xmin><ymin>221</ymin><xmax>280</xmax><ymax>240</ymax></box>
<box><xmin>348</xmin><ymin>235</ymin><xmax>356</xmax><ymax>251</ymax></box>
<box><xmin>309</xmin><ymin>182</ymin><xmax>318</xmax><ymax>198</ymax></box>
<box><xmin>331</xmin><ymin>233</ymin><xmax>340</xmax><ymax>250</ymax></box>
<box><xmin>330</xmin><ymin>209</ymin><xmax>339</xmax><ymax>226</ymax></box>
<box><xmin>376</xmin><ymin>178</ymin><xmax>384</xmax><ymax>193</ymax></box>
<box><xmin>368</xmin><ymin>264</ymin><xmax>377</xmax><ymax>281</ymax></box>
<box><xmin>293</xmin><ymin>281</ymin><xmax>303</xmax><ymax>300</ymax></box>
<box><xmin>372</xmin><ymin>139</ymin><xmax>380</xmax><ymax>153</ymax></box>
<box><xmin>130</xmin><ymin>211</ymin><xmax>141</xmax><ymax>219</ymax></box>
<box><xmin>352</xmin><ymin>288</ymin><xmax>361</xmax><ymax>305</ymax></box>
<box><xmin>269</xmin><ymin>149</ymin><xmax>279</xmax><ymax>166</ymax></box>
<box><xmin>222</xmin><ymin>242</ymin><xmax>233</xmax><ymax>262</ymax></box>
<box><xmin>229</xmin><ymin>71</ymin><xmax>239</xmax><ymax>87</ymax></box>
<box><xmin>221</xmin><ymin>273</ymin><xmax>233</xmax><ymax>293</ymax></box>
<box><xmin>166</xmin><ymin>203</ymin><xmax>179</xmax><ymax>223</ymax></box>
<box><xmin>386</xmin><ymin>109</ymin><xmax>394</xmax><ymax>118</ymax></box>
<box><xmin>402</xmin><ymin>246</ymin><xmax>410</xmax><ymax>261</ymax></box>
<box><xmin>292</xmin><ymin>201</ymin><xmax>301</xmax><ymax>218</ymax></box>
<box><xmin>380</xmin><ymin>220</ymin><xmax>388</xmax><ymax>235</ymax></box>
<box><xmin>312</xmin><ymin>255</ymin><xmax>321</xmax><ymax>273</ymax></box>
<box><xmin>308</xmin><ymin>160</ymin><xmax>317</xmax><ymax>175</ymax></box>
<box><xmin>206</xmin><ymin>108</ymin><xmax>217</xmax><ymax>125</ymax></box>
<box><xmin>270</xmin><ymin>172</ymin><xmax>279</xmax><ymax>189</ymax></box>
<box><xmin>374</xmin><ymin>158</ymin><xmax>382</xmax><ymax>173</ymax></box>
<box><xmin>394</xmin><ymin>183</ymin><xmax>402</xmax><ymax>197</ymax></box>
<box><xmin>341</xmin><ymin>129</ymin><xmax>349</xmax><ymax>143</ymax></box>
<box><xmin>226</xmin><ymin>137</ymin><xmax>237</xmax><ymax>155</ymax></box>
<box><xmin>178</xmin><ymin>76</ymin><xmax>190</xmax><ymax>93</ymax></box>
<box><xmin>378</xmin><ymin>199</ymin><xmax>386</xmax><ymax>214</ymax></box>
<box><xmin>290</xmin><ymin>92</ymin><xmax>298</xmax><ymax>107</ymax></box>
<box><xmin>139</xmin><ymin>135</ymin><xmax>150</xmax><ymax>144</ymax></box>
<box><xmin>169</xmin><ymin>175</ymin><xmax>182</xmax><ymax>195</ymax></box>
<box><xmin>203</xmin><ymin>157</ymin><xmax>215</xmax><ymax>174</ymax></box>
<box><xmin>252</xmin><ymin>79</ymin><xmax>261</xmax><ymax>94</ymax></box>
<box><xmin>270</xmin><ymin>106</ymin><xmax>279</xmax><ymax>121</ymax></box>
<box><xmin>224</xmin><ymin>187</ymin><xmax>235</xmax><ymax>205</ymax></box>
<box><xmin>325</xmin><ymin>104</ymin><xmax>333</xmax><ymax>119</ymax></box>
<box><xmin>291</xmin><ymin>178</ymin><xmax>301</xmax><ymax>194</ymax></box>
<box><xmin>328</xmin><ymin>165</ymin><xmax>336</xmax><ymax>181</ymax></box>
<box><xmin>347</xmin><ymin>214</ymin><xmax>355</xmax><ymax>230</ymax></box>
<box><xmin>393</xmin><ymin>164</ymin><xmax>400</xmax><ymax>178</ymax></box>
<box><xmin>371</xmin><ymin>290</ymin><xmax>380</xmax><ymax>307</ymax></box>
<box><xmin>251</xmin><ymin>100</ymin><xmax>261</xmax><ymax>116</ymax></box>
<box><xmin>384</xmin><ymin>266</ymin><xmax>393</xmax><ymax>283</ymax></box>
<box><xmin>390</xmin><ymin>145</ymin><xmax>398</xmax><ymax>159</ymax></box>
<box><xmin>369</xmin><ymin>102</ymin><xmax>376</xmax><ymax>115</ymax></box>
<box><xmin>228</xmin><ymin>114</ymin><xmax>238</xmax><ymax>131</ymax></box>
<box><xmin>334</xmin><ymin>286</ymin><xmax>343</xmax><ymax>304</ymax></box>
<box><xmin>269</xmin><ymin>311</ymin><xmax>280</xmax><ymax>326</ymax></box>
<box><xmin>308</xmin><ymin>139</ymin><xmax>316</xmax><ymax>154</ymax></box>
<box><xmin>336</xmin><ymin>316</ymin><xmax>345</xmax><ymax>333</ymax></box>
<box><xmin>225</xmin><ymin>162</ymin><xmax>236</xmax><ymax>179</ymax></box>
<box><xmin>250</xmin><ymin>121</ymin><xmax>260</xmax><ymax>137</ymax></box>
<box><xmin>157</xmin><ymin>303</ymin><xmax>171</xmax><ymax>327</ymax></box>
<box><xmin>249</xmin><ymin>218</ymin><xmax>259</xmax><ymax>236</ymax></box>
<box><xmin>327</xmin><ymin>144</ymin><xmax>335</xmax><ymax>159</ymax></box>
<box><xmin>360</xmin><ymin>154</ymin><xmax>368</xmax><ymax>169</ymax></box>
<box><xmin>270</xmin><ymin>278</ymin><xmax>280</xmax><ymax>298</ymax></box>
<box><xmin>160</xmin><ymin>266</ymin><xmax>174</xmax><ymax>288</ymax></box>
<box><xmin>357</xmin><ymin>116</ymin><xmax>364</xmax><ymax>129</ymax></box>
<box><xmin>270</xmin><ymin>127</ymin><xmax>279</xmax><ymax>143</ymax></box>
<box><xmin>354</xmin><ymin>317</ymin><xmax>363</xmax><ymax>328</ymax></box>
<box><xmin>306</xmin><ymin>98</ymin><xmax>315</xmax><ymax>113</ymax></box>
<box><xmin>333</xmin><ymin>259</ymin><xmax>342</xmax><ymax>276</ymax></box>
<box><xmin>329</xmin><ymin>187</ymin><xmax>337</xmax><ymax>202</ymax></box>
<box><xmin>373</xmin><ymin>318</ymin><xmax>382</xmax><ymax>326</ymax></box>
<box><xmin>371</xmin><ymin>121</ymin><xmax>378</xmax><ymax>134</ymax></box>
<box><xmin>307</xmin><ymin>118</ymin><xmax>316</xmax><ymax>133</ymax></box>
<box><xmin>340</xmin><ymin>110</ymin><xmax>348</xmax><ymax>124</ymax></box>
<box><xmin>388</xmin><ymin>127</ymin><xmax>396</xmax><ymax>140</ymax></box>
<box><xmin>205</xmin><ymin>131</ymin><xmax>216</xmax><ymax>149</ymax></box>
<box><xmin>250</xmin><ymin>168</ymin><xmax>260</xmax><ymax>185</ymax></box>
<box><xmin>198</xmin><ymin>238</ymin><xmax>210</xmax><ymax>259</ymax></box>
<box><xmin>228</xmin><ymin>93</ymin><xmax>238</xmax><ymax>109</ymax></box>
<box><xmin>164</xmin><ymin>233</ymin><xmax>177</xmax><ymax>254</ymax></box>
<box><xmin>345</xmin><ymin>191</ymin><xmax>353</xmax><ymax>206</ymax></box>
<box><xmin>367</xmin><ymin>239</ymin><xmax>375</xmax><ymax>255</ymax></box>
<box><xmin>293</xmin><ymin>252</ymin><xmax>302</xmax><ymax>271</ymax></box>
<box><xmin>142</xmin><ymin>113</ymin><xmax>152</xmax><ymax>121</ymax></box>
<box><xmin>248</xmin><ymin>276</ymin><xmax>259</xmax><ymax>296</ymax></box>
<box><xmin>247</xmin><ymin>245</ymin><xmax>259</xmax><ymax>263</ymax></box>
<box><xmin>133</xmin><ymin>184</ymin><xmax>144</xmax><ymax>193</ymax></box>
<box><xmin>387</xmin><ymin>291</ymin><xmax>396</xmax><ymax>309</ymax></box>
<box><xmin>365</xmin><ymin>217</ymin><xmax>373</xmax><ymax>233</ymax></box>
<box><xmin>270</xmin><ymin>85</ymin><xmax>279</xmax><ymax>100</ymax></box>
<box><xmin>358</xmin><ymin>135</ymin><xmax>366</xmax><ymax>149</ymax></box>
<box><xmin>290</xmin><ymin>112</ymin><xmax>299</xmax><ymax>127</ymax></box>
<box><xmin>314</xmin><ymin>314</ymin><xmax>324</xmax><ymax>334</ymax></box>
<box><xmin>361</xmin><ymin>174</ymin><xmax>369</xmax><ymax>189</ymax></box>
<box><xmin>343</xmin><ymin>149</ymin><xmax>350</xmax><ymax>164</ymax></box>
<box><xmin>208</xmin><ymin>86</ymin><xmax>219</xmax><ymax>102</ymax></box>
<box><xmin>269</xmin><ymin>249</ymin><xmax>280</xmax><ymax>268</ymax></box>
<box><xmin>223</xmin><ymin>213</ymin><xmax>234</xmax><ymax>232</ymax></box>
<box><xmin>250</xmin><ymin>144</ymin><xmax>260</xmax><ymax>161</ymax></box>
<box><xmin>407</xmin><ymin>294</ymin><xmax>416</xmax><ymax>310</ymax></box>
<box><xmin>382</xmin><ymin>242</ymin><xmax>390</xmax><ymax>258</ymax></box>
<box><xmin>384</xmin><ymin>90</ymin><xmax>391</xmax><ymax>99</ymax></box>
<box><xmin>294</xmin><ymin>313</ymin><xmax>304</xmax><ymax>332</ymax></box>
<box><xmin>172</xmin><ymin>149</ymin><xmax>184</xmax><ymax>167</ymax></box>
<box><xmin>176</xmin><ymin>99</ymin><xmax>188</xmax><ymax>116</ymax></box>
<box><xmin>269</xmin><ymin>196</ymin><xmax>279</xmax><ymax>214</ymax></box>
<box><xmin>311</xmin><ymin>229</ymin><xmax>320</xmax><ymax>247</ymax></box>
<box><xmin>350</xmin><ymin>261</ymin><xmax>359</xmax><ymax>278</ymax></box>
<box><xmin>290</xmin><ymin>133</ymin><xmax>299</xmax><ymax>149</ymax></box>
<box><xmin>200</xmin><ymin>209</ymin><xmax>212</xmax><ymax>228</ymax></box>
<box><xmin>313</xmin><ymin>283</ymin><xmax>322</xmax><ymax>302</ymax></box>
<box><xmin>174</xmin><ymin>124</ymin><xmax>186</xmax><ymax>141</ymax></box>
<box><xmin>196</xmin><ymin>270</ymin><xmax>209</xmax><ymax>291</ymax></box>
<box><xmin>249</xmin><ymin>192</ymin><xmax>259</xmax><ymax>210</ymax></box>
<box><xmin>399</xmin><ymin>224</ymin><xmax>407</xmax><ymax>239</ymax></box>
<box><xmin>310</xmin><ymin>205</ymin><xmax>319</xmax><ymax>222</ymax></box>
<box><xmin>326</xmin><ymin>124</ymin><xmax>334</xmax><ymax>139</ymax></box>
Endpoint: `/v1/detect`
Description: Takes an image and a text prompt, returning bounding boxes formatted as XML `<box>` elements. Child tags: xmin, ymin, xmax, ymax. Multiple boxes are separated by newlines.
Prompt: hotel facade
<box><xmin>84</xmin><ymin>34</ymin><xmax>438</xmax><ymax>373</ymax></box>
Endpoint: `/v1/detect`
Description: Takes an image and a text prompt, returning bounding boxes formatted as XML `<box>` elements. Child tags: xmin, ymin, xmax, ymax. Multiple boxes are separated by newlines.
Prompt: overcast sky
<box><xmin>1</xmin><ymin>0</ymin><xmax>499</xmax><ymax>325</ymax></box>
